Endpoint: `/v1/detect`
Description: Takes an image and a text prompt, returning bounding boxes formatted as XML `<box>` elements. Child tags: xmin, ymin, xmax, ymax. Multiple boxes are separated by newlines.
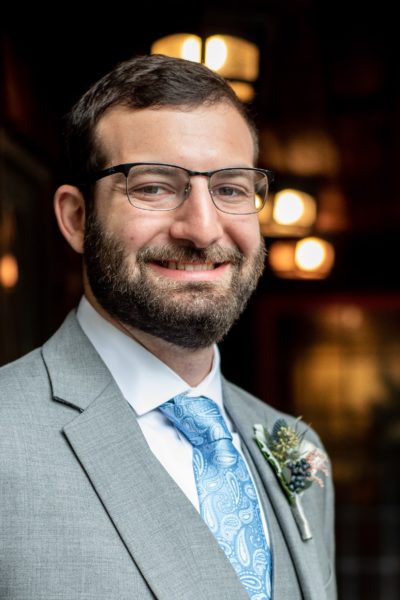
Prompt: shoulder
<box><xmin>0</xmin><ymin>351</ymin><xmax>55</xmax><ymax>457</ymax></box>
<box><xmin>0</xmin><ymin>347</ymin><xmax>47</xmax><ymax>391</ymax></box>
<box><xmin>0</xmin><ymin>347</ymin><xmax>51</xmax><ymax>419</ymax></box>
<box><xmin>0</xmin><ymin>310</ymin><xmax>79</xmax><ymax>417</ymax></box>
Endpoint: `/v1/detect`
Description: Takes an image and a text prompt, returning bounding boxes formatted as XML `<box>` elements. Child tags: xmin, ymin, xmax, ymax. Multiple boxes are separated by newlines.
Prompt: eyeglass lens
<box><xmin>125</xmin><ymin>165</ymin><xmax>268</xmax><ymax>214</ymax></box>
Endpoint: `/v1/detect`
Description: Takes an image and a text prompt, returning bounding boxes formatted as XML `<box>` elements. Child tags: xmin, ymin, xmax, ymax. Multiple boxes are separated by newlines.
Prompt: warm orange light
<box><xmin>151</xmin><ymin>34</ymin><xmax>258</xmax><ymax>103</ymax></box>
<box><xmin>205</xmin><ymin>36</ymin><xmax>227</xmax><ymax>71</ymax></box>
<box><xmin>295</xmin><ymin>238</ymin><xmax>326</xmax><ymax>271</ymax></box>
<box><xmin>151</xmin><ymin>34</ymin><xmax>201</xmax><ymax>63</ymax></box>
<box><xmin>295</xmin><ymin>237</ymin><xmax>334</xmax><ymax>274</ymax></box>
<box><xmin>268</xmin><ymin>242</ymin><xmax>297</xmax><ymax>273</ymax></box>
<box><xmin>268</xmin><ymin>237</ymin><xmax>335</xmax><ymax>279</ymax></box>
<box><xmin>260</xmin><ymin>189</ymin><xmax>317</xmax><ymax>237</ymax></box>
<box><xmin>273</xmin><ymin>190</ymin><xmax>304</xmax><ymax>225</ymax></box>
<box><xmin>228</xmin><ymin>81</ymin><xmax>255</xmax><ymax>103</ymax></box>
<box><xmin>181</xmin><ymin>36</ymin><xmax>202</xmax><ymax>62</ymax></box>
<box><xmin>0</xmin><ymin>253</ymin><xmax>18</xmax><ymax>288</ymax></box>
<box><xmin>273</xmin><ymin>189</ymin><xmax>316</xmax><ymax>227</ymax></box>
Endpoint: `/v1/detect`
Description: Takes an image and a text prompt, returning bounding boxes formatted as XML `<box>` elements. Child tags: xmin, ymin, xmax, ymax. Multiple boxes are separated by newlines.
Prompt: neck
<box><xmin>118</xmin><ymin>321</ymin><xmax>215</xmax><ymax>386</ymax></box>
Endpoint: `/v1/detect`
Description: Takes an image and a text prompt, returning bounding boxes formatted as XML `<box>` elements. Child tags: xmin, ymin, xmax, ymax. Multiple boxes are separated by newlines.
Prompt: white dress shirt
<box><xmin>76</xmin><ymin>296</ymin><xmax>269</xmax><ymax>542</ymax></box>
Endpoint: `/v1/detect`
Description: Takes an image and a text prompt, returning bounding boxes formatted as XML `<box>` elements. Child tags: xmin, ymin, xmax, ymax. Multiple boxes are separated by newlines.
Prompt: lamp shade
<box><xmin>259</xmin><ymin>188</ymin><xmax>317</xmax><ymax>237</ymax></box>
<box><xmin>151</xmin><ymin>34</ymin><xmax>202</xmax><ymax>63</ymax></box>
<box><xmin>151</xmin><ymin>33</ymin><xmax>258</xmax><ymax>102</ymax></box>
<box><xmin>268</xmin><ymin>237</ymin><xmax>335</xmax><ymax>279</ymax></box>
<box><xmin>204</xmin><ymin>35</ymin><xmax>259</xmax><ymax>81</ymax></box>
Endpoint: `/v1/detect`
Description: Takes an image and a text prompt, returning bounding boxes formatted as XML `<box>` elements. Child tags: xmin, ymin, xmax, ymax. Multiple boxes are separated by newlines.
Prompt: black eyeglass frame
<box><xmin>85</xmin><ymin>162</ymin><xmax>275</xmax><ymax>214</ymax></box>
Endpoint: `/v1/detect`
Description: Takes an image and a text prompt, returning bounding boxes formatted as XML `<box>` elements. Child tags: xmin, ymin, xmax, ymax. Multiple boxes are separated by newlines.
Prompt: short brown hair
<box><xmin>63</xmin><ymin>54</ymin><xmax>258</xmax><ymax>189</ymax></box>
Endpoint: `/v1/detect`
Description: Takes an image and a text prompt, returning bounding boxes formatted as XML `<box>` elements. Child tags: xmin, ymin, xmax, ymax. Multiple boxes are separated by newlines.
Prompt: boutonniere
<box><xmin>254</xmin><ymin>418</ymin><xmax>329</xmax><ymax>541</ymax></box>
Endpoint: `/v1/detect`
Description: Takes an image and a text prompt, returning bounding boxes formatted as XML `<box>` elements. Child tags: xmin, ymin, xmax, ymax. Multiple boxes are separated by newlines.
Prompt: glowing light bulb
<box><xmin>295</xmin><ymin>238</ymin><xmax>326</xmax><ymax>271</ymax></box>
<box><xmin>0</xmin><ymin>253</ymin><xmax>18</xmax><ymax>288</ymax></box>
<box><xmin>273</xmin><ymin>190</ymin><xmax>305</xmax><ymax>225</ymax></box>
<box><xmin>205</xmin><ymin>36</ymin><xmax>228</xmax><ymax>71</ymax></box>
<box><xmin>181</xmin><ymin>36</ymin><xmax>201</xmax><ymax>62</ymax></box>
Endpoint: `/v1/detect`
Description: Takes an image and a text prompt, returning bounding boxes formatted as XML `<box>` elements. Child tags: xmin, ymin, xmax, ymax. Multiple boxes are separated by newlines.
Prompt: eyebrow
<box><xmin>131</xmin><ymin>165</ymin><xmax>183</xmax><ymax>175</ymax></box>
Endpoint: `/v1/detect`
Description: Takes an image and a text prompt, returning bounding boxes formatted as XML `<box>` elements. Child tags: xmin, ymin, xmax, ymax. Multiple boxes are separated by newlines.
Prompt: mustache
<box><xmin>136</xmin><ymin>244</ymin><xmax>245</xmax><ymax>266</ymax></box>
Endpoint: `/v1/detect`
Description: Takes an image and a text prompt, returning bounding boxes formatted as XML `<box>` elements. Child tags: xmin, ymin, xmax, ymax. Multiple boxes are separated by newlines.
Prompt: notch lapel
<box><xmin>222</xmin><ymin>380</ymin><xmax>330</xmax><ymax>600</ymax></box>
<box><xmin>42</xmin><ymin>313</ymin><xmax>249</xmax><ymax>600</ymax></box>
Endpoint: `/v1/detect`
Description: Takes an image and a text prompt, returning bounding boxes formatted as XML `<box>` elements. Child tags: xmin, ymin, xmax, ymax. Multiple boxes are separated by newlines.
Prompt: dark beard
<box><xmin>83</xmin><ymin>212</ymin><xmax>265</xmax><ymax>349</ymax></box>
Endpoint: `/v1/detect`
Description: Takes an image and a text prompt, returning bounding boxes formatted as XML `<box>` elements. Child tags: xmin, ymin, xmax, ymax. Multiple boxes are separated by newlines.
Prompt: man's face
<box><xmin>84</xmin><ymin>103</ymin><xmax>265</xmax><ymax>348</ymax></box>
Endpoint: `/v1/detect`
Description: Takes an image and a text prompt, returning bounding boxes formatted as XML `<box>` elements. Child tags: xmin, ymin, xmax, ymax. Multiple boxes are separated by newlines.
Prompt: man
<box><xmin>0</xmin><ymin>55</ymin><xmax>336</xmax><ymax>599</ymax></box>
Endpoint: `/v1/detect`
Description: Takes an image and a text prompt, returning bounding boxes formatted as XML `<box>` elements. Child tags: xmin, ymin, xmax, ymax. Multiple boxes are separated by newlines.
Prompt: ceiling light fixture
<box><xmin>268</xmin><ymin>237</ymin><xmax>335</xmax><ymax>279</ymax></box>
<box><xmin>258</xmin><ymin>188</ymin><xmax>317</xmax><ymax>237</ymax></box>
<box><xmin>151</xmin><ymin>33</ymin><xmax>259</xmax><ymax>102</ymax></box>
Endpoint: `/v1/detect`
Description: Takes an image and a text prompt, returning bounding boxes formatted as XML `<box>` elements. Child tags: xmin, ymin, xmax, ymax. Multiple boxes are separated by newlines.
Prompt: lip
<box><xmin>148</xmin><ymin>260</ymin><xmax>231</xmax><ymax>281</ymax></box>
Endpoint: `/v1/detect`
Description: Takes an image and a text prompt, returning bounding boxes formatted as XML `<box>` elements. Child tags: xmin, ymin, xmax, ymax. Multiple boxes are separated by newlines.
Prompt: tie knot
<box><xmin>159</xmin><ymin>394</ymin><xmax>232</xmax><ymax>447</ymax></box>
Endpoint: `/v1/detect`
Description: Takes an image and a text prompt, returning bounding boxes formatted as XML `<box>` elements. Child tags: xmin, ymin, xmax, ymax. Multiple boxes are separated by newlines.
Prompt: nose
<box><xmin>169</xmin><ymin>177</ymin><xmax>224</xmax><ymax>248</ymax></box>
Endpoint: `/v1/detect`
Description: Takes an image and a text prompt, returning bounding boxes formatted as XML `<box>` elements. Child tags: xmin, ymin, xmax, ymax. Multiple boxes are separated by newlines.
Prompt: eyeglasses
<box><xmin>87</xmin><ymin>162</ymin><xmax>274</xmax><ymax>215</ymax></box>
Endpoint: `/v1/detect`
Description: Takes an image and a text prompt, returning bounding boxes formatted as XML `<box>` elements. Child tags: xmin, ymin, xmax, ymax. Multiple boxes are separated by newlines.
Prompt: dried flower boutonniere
<box><xmin>254</xmin><ymin>418</ymin><xmax>329</xmax><ymax>541</ymax></box>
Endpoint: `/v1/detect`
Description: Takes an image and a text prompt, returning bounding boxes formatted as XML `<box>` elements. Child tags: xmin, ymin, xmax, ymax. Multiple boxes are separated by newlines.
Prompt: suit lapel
<box><xmin>42</xmin><ymin>313</ymin><xmax>249</xmax><ymax>600</ymax></box>
<box><xmin>222</xmin><ymin>380</ymin><xmax>329</xmax><ymax>600</ymax></box>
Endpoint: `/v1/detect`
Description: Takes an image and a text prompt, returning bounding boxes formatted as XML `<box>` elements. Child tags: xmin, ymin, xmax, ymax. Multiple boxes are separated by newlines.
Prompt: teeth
<box><xmin>165</xmin><ymin>261</ymin><xmax>214</xmax><ymax>271</ymax></box>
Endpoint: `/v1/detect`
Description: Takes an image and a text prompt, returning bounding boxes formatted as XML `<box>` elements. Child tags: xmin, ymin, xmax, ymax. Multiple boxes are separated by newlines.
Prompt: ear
<box><xmin>54</xmin><ymin>185</ymin><xmax>86</xmax><ymax>254</ymax></box>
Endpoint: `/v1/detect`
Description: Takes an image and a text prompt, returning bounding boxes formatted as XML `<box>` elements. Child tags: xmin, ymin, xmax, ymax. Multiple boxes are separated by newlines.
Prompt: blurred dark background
<box><xmin>1</xmin><ymin>2</ymin><xmax>399</xmax><ymax>597</ymax></box>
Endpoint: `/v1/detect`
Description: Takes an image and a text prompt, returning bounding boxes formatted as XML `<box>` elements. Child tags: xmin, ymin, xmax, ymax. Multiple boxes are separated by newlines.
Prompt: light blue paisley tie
<box><xmin>159</xmin><ymin>394</ymin><xmax>272</xmax><ymax>600</ymax></box>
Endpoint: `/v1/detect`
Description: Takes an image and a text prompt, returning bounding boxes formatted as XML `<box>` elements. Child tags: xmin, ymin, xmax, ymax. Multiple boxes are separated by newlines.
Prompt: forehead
<box><xmin>95</xmin><ymin>103</ymin><xmax>256</xmax><ymax>167</ymax></box>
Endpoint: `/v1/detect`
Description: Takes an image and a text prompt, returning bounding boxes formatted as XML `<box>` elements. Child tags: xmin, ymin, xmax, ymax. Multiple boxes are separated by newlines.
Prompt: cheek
<box><xmin>226</xmin><ymin>216</ymin><xmax>261</xmax><ymax>257</ymax></box>
<box><xmin>107</xmin><ymin>211</ymin><xmax>173</xmax><ymax>251</ymax></box>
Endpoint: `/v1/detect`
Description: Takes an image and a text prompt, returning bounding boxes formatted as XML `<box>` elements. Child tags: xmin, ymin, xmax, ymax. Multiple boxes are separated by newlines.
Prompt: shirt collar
<box><xmin>76</xmin><ymin>296</ymin><xmax>223</xmax><ymax>416</ymax></box>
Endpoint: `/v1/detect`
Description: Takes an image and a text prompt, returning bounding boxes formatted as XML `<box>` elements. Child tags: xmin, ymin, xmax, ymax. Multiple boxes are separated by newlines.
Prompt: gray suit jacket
<box><xmin>0</xmin><ymin>311</ymin><xmax>337</xmax><ymax>599</ymax></box>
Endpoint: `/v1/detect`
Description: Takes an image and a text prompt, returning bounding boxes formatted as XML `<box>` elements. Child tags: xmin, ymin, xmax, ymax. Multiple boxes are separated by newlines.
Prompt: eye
<box><xmin>213</xmin><ymin>184</ymin><xmax>247</xmax><ymax>197</ymax></box>
<box><xmin>130</xmin><ymin>183</ymin><xmax>174</xmax><ymax>197</ymax></box>
<box><xmin>127</xmin><ymin>172</ymin><xmax>179</xmax><ymax>201</ymax></box>
<box><xmin>210</xmin><ymin>170</ymin><xmax>256</xmax><ymax>202</ymax></box>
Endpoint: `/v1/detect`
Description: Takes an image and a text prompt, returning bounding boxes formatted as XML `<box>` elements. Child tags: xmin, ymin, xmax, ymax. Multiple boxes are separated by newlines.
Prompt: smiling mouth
<box><xmin>157</xmin><ymin>261</ymin><xmax>224</xmax><ymax>271</ymax></box>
